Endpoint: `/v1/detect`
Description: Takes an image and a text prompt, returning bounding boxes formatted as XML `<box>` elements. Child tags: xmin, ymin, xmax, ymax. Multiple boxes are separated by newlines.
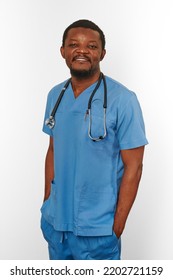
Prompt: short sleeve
<box><xmin>117</xmin><ymin>93</ymin><xmax>148</xmax><ymax>150</ymax></box>
<box><xmin>42</xmin><ymin>91</ymin><xmax>53</xmax><ymax>137</ymax></box>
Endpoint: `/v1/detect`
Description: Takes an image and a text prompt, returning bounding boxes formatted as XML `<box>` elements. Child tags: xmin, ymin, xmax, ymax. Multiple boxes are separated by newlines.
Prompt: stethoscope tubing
<box><xmin>45</xmin><ymin>73</ymin><xmax>107</xmax><ymax>141</ymax></box>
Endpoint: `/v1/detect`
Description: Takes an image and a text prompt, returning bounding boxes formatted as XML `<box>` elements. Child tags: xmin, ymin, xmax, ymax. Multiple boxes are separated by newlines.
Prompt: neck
<box><xmin>71</xmin><ymin>71</ymin><xmax>101</xmax><ymax>98</ymax></box>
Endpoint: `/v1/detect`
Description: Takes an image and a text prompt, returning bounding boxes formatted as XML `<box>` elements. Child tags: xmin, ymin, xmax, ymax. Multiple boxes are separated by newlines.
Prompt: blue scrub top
<box><xmin>41</xmin><ymin>76</ymin><xmax>148</xmax><ymax>236</ymax></box>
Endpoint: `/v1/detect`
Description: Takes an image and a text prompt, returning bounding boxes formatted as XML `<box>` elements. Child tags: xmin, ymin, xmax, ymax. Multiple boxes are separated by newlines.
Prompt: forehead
<box><xmin>65</xmin><ymin>27</ymin><xmax>101</xmax><ymax>42</ymax></box>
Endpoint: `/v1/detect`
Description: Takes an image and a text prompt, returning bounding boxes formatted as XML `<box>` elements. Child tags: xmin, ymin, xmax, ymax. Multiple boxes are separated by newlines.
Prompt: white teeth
<box><xmin>74</xmin><ymin>57</ymin><xmax>88</xmax><ymax>61</ymax></box>
<box><xmin>76</xmin><ymin>58</ymin><xmax>87</xmax><ymax>61</ymax></box>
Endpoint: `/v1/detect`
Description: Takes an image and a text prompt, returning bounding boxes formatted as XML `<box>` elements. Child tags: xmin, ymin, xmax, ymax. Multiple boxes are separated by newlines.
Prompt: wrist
<box><xmin>113</xmin><ymin>224</ymin><xmax>124</xmax><ymax>239</ymax></box>
<box><xmin>113</xmin><ymin>216</ymin><xmax>126</xmax><ymax>238</ymax></box>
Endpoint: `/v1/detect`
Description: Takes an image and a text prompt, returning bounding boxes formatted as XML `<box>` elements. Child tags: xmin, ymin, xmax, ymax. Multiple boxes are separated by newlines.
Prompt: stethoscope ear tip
<box><xmin>91</xmin><ymin>135</ymin><xmax>105</xmax><ymax>142</ymax></box>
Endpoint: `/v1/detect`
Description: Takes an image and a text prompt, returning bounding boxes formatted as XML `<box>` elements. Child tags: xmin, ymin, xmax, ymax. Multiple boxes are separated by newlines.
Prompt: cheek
<box><xmin>63</xmin><ymin>52</ymin><xmax>72</xmax><ymax>64</ymax></box>
<box><xmin>65</xmin><ymin>58</ymin><xmax>71</xmax><ymax>67</ymax></box>
<box><xmin>92</xmin><ymin>55</ymin><xmax>102</xmax><ymax>63</ymax></box>
<box><xmin>91</xmin><ymin>51</ymin><xmax>104</xmax><ymax>62</ymax></box>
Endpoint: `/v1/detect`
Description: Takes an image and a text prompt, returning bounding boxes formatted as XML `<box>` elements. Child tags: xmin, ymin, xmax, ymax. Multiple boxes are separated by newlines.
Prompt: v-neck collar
<box><xmin>69</xmin><ymin>80</ymin><xmax>98</xmax><ymax>102</ymax></box>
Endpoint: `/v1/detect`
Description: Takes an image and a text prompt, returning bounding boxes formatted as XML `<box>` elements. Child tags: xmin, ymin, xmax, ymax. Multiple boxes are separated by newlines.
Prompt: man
<box><xmin>41</xmin><ymin>19</ymin><xmax>148</xmax><ymax>260</ymax></box>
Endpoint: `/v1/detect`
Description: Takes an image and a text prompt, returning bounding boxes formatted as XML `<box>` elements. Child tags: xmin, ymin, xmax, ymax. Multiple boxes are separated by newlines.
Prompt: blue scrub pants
<box><xmin>41</xmin><ymin>216</ymin><xmax>121</xmax><ymax>260</ymax></box>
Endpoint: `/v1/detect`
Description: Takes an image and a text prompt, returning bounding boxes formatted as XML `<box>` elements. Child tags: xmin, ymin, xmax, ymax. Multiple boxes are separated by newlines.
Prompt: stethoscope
<box><xmin>45</xmin><ymin>72</ymin><xmax>107</xmax><ymax>142</ymax></box>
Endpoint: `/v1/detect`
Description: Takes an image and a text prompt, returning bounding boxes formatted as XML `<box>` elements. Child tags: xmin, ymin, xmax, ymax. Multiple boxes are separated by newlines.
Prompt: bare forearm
<box><xmin>113</xmin><ymin>146</ymin><xmax>145</xmax><ymax>238</ymax></box>
<box><xmin>113</xmin><ymin>163</ymin><xmax>143</xmax><ymax>238</ymax></box>
<box><xmin>44</xmin><ymin>138</ymin><xmax>54</xmax><ymax>201</ymax></box>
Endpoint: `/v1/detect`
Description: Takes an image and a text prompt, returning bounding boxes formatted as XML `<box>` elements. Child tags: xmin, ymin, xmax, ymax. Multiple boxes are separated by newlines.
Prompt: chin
<box><xmin>70</xmin><ymin>68</ymin><xmax>94</xmax><ymax>79</ymax></box>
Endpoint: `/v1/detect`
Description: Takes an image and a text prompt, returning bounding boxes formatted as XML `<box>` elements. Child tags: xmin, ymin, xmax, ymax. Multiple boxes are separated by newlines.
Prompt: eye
<box><xmin>88</xmin><ymin>45</ymin><xmax>97</xmax><ymax>49</ymax></box>
<box><xmin>68</xmin><ymin>43</ymin><xmax>78</xmax><ymax>48</ymax></box>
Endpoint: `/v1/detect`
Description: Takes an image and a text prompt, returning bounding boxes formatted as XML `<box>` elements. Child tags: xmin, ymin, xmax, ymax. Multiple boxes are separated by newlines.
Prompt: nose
<box><xmin>76</xmin><ymin>45</ymin><xmax>89</xmax><ymax>54</ymax></box>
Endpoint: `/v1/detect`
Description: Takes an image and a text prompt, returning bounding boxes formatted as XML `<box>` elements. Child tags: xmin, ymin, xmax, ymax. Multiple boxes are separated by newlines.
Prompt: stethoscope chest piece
<box><xmin>45</xmin><ymin>116</ymin><xmax>55</xmax><ymax>129</ymax></box>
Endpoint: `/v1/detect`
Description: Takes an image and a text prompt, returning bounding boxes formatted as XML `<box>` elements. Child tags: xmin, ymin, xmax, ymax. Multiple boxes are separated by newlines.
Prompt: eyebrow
<box><xmin>69</xmin><ymin>38</ymin><xmax>98</xmax><ymax>43</ymax></box>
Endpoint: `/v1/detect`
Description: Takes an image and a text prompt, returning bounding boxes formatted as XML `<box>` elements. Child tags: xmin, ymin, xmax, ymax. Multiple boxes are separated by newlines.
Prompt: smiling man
<box><xmin>40</xmin><ymin>19</ymin><xmax>148</xmax><ymax>260</ymax></box>
<box><xmin>61</xmin><ymin>26</ymin><xmax>105</xmax><ymax>81</ymax></box>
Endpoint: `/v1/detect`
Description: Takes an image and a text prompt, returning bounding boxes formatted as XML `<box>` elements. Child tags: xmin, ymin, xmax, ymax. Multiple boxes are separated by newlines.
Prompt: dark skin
<box><xmin>113</xmin><ymin>146</ymin><xmax>144</xmax><ymax>238</ymax></box>
<box><xmin>60</xmin><ymin>27</ymin><xmax>106</xmax><ymax>97</ymax></box>
<box><xmin>44</xmin><ymin>27</ymin><xmax>145</xmax><ymax>239</ymax></box>
<box><xmin>44</xmin><ymin>137</ymin><xmax>54</xmax><ymax>202</ymax></box>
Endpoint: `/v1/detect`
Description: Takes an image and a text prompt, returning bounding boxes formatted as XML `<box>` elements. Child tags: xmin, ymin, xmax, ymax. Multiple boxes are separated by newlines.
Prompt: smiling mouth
<box><xmin>73</xmin><ymin>56</ymin><xmax>90</xmax><ymax>63</ymax></box>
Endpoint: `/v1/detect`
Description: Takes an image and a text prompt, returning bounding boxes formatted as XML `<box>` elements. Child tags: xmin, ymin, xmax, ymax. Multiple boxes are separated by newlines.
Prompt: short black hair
<box><xmin>62</xmin><ymin>19</ymin><xmax>106</xmax><ymax>49</ymax></box>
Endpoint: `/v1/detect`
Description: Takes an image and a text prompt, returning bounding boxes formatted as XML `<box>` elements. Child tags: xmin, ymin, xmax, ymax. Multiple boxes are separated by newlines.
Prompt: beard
<box><xmin>70</xmin><ymin>68</ymin><xmax>96</xmax><ymax>79</ymax></box>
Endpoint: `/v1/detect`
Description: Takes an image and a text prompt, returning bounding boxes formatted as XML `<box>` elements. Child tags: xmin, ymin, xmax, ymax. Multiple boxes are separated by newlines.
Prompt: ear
<box><xmin>60</xmin><ymin>46</ymin><xmax>65</xmax><ymax>59</ymax></box>
<box><xmin>100</xmin><ymin>49</ymin><xmax>106</xmax><ymax>61</ymax></box>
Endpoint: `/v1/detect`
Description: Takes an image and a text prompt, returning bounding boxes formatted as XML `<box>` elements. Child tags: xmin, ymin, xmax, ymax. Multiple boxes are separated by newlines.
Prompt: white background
<box><xmin>0</xmin><ymin>0</ymin><xmax>173</xmax><ymax>260</ymax></box>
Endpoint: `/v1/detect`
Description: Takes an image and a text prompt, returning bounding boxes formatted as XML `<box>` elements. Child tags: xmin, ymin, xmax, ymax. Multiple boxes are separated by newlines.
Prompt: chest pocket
<box><xmin>88</xmin><ymin>98</ymin><xmax>106</xmax><ymax>140</ymax></box>
<box><xmin>81</xmin><ymin>99</ymin><xmax>117</xmax><ymax>156</ymax></box>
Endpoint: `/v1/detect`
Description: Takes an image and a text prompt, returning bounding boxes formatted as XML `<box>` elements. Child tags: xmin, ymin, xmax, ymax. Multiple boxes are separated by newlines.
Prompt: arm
<box><xmin>113</xmin><ymin>146</ymin><xmax>145</xmax><ymax>238</ymax></box>
<box><xmin>43</xmin><ymin>136</ymin><xmax>54</xmax><ymax>202</ymax></box>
